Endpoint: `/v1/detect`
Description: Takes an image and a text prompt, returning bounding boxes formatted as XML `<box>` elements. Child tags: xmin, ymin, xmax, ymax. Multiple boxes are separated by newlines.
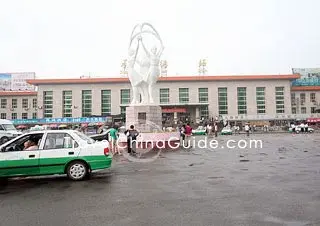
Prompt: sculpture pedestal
<box><xmin>126</xmin><ymin>105</ymin><xmax>162</xmax><ymax>132</ymax></box>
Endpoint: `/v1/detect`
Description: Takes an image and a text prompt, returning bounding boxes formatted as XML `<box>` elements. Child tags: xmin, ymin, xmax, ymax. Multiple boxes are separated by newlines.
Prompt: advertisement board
<box><xmin>292</xmin><ymin>68</ymin><xmax>320</xmax><ymax>86</ymax></box>
<box><xmin>0</xmin><ymin>72</ymin><xmax>35</xmax><ymax>91</ymax></box>
<box><xmin>11</xmin><ymin>117</ymin><xmax>107</xmax><ymax>125</ymax></box>
<box><xmin>0</xmin><ymin>73</ymin><xmax>12</xmax><ymax>90</ymax></box>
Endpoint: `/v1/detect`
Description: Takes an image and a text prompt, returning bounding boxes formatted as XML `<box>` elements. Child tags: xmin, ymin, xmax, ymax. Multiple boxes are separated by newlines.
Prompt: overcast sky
<box><xmin>0</xmin><ymin>0</ymin><xmax>319</xmax><ymax>78</ymax></box>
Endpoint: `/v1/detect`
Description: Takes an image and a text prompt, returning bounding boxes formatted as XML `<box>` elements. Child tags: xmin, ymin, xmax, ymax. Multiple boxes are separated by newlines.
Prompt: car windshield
<box><xmin>74</xmin><ymin>131</ymin><xmax>95</xmax><ymax>144</ymax></box>
<box><xmin>3</xmin><ymin>124</ymin><xmax>17</xmax><ymax>131</ymax></box>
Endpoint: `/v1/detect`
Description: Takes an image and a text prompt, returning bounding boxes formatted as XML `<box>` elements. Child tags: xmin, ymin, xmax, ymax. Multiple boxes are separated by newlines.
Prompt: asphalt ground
<box><xmin>0</xmin><ymin>133</ymin><xmax>320</xmax><ymax>226</ymax></box>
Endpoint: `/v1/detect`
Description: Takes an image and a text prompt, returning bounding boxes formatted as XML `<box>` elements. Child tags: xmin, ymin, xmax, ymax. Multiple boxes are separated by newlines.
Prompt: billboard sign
<box><xmin>11</xmin><ymin>117</ymin><xmax>107</xmax><ymax>125</ymax></box>
<box><xmin>0</xmin><ymin>72</ymin><xmax>35</xmax><ymax>91</ymax></box>
<box><xmin>0</xmin><ymin>73</ymin><xmax>12</xmax><ymax>90</ymax></box>
<box><xmin>292</xmin><ymin>68</ymin><xmax>320</xmax><ymax>86</ymax></box>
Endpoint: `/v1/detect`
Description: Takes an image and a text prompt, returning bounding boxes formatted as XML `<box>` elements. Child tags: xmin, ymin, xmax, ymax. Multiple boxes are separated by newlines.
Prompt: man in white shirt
<box><xmin>245</xmin><ymin>124</ymin><xmax>250</xmax><ymax>137</ymax></box>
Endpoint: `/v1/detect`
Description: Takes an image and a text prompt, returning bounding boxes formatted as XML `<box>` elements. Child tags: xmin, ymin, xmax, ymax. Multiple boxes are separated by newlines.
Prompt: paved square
<box><xmin>1</xmin><ymin>133</ymin><xmax>320</xmax><ymax>226</ymax></box>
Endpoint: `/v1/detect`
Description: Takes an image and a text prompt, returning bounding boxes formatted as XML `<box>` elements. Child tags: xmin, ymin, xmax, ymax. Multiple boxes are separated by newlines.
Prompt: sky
<box><xmin>0</xmin><ymin>0</ymin><xmax>320</xmax><ymax>78</ymax></box>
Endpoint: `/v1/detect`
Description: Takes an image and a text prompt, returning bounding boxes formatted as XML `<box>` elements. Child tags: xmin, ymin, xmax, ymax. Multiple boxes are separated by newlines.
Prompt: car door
<box><xmin>39</xmin><ymin>132</ymin><xmax>81</xmax><ymax>175</ymax></box>
<box><xmin>0</xmin><ymin>133</ymin><xmax>44</xmax><ymax>177</ymax></box>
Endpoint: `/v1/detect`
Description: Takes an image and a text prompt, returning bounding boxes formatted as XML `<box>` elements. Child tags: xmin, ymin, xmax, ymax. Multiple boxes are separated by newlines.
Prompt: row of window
<box><xmin>292</xmin><ymin>107</ymin><xmax>318</xmax><ymax>114</ymax></box>
<box><xmin>217</xmin><ymin>87</ymin><xmax>284</xmax><ymax>115</ymax></box>
<box><xmin>0</xmin><ymin>112</ymin><xmax>37</xmax><ymax>120</ymax></box>
<box><xmin>42</xmin><ymin>87</ymin><xmax>289</xmax><ymax>118</ymax></box>
<box><xmin>43</xmin><ymin>90</ymin><xmax>111</xmax><ymax>118</ymax></box>
<box><xmin>0</xmin><ymin>98</ymin><xmax>37</xmax><ymax>109</ymax></box>
<box><xmin>291</xmin><ymin>93</ymin><xmax>317</xmax><ymax>105</ymax></box>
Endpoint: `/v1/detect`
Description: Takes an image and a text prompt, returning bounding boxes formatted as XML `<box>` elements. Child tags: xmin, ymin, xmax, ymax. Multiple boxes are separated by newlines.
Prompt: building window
<box><xmin>198</xmin><ymin>88</ymin><xmax>208</xmax><ymax>103</ymax></box>
<box><xmin>160</xmin><ymin>88</ymin><xmax>169</xmax><ymax>104</ymax></box>
<box><xmin>179</xmin><ymin>88</ymin><xmax>189</xmax><ymax>104</ymax></box>
<box><xmin>120</xmin><ymin>89</ymin><xmax>130</xmax><ymax>105</ymax></box>
<box><xmin>275</xmin><ymin>87</ymin><xmax>285</xmax><ymax>114</ymax></box>
<box><xmin>310</xmin><ymin>93</ymin><xmax>316</xmax><ymax>102</ymax></box>
<box><xmin>311</xmin><ymin>107</ymin><xmax>316</xmax><ymax>113</ymax></box>
<box><xmin>300</xmin><ymin>93</ymin><xmax>306</xmax><ymax>105</ymax></box>
<box><xmin>82</xmin><ymin>90</ymin><xmax>92</xmax><ymax>117</ymax></box>
<box><xmin>43</xmin><ymin>91</ymin><xmax>53</xmax><ymax>118</ymax></box>
<box><xmin>237</xmin><ymin>87</ymin><xmax>247</xmax><ymax>115</ymax></box>
<box><xmin>33</xmin><ymin>98</ymin><xmax>37</xmax><ymax>108</ymax></box>
<box><xmin>291</xmin><ymin>93</ymin><xmax>296</xmax><ymax>106</ymax></box>
<box><xmin>22</xmin><ymin>99</ymin><xmax>28</xmax><ymax>109</ymax></box>
<box><xmin>32</xmin><ymin>112</ymin><xmax>37</xmax><ymax>119</ymax></box>
<box><xmin>292</xmin><ymin>107</ymin><xmax>296</xmax><ymax>114</ymax></box>
<box><xmin>256</xmin><ymin>87</ymin><xmax>266</xmax><ymax>114</ymax></box>
<box><xmin>11</xmin><ymin>113</ymin><xmax>17</xmax><ymax>119</ymax></box>
<box><xmin>199</xmin><ymin>106</ymin><xmax>209</xmax><ymax>119</ymax></box>
<box><xmin>301</xmin><ymin>107</ymin><xmax>306</xmax><ymax>114</ymax></box>
<box><xmin>22</xmin><ymin>113</ymin><xmax>28</xmax><ymax>119</ymax></box>
<box><xmin>12</xmin><ymin>99</ymin><xmax>17</xmax><ymax>108</ymax></box>
<box><xmin>218</xmin><ymin>87</ymin><xmax>228</xmax><ymax>115</ymax></box>
<box><xmin>101</xmin><ymin>90</ymin><xmax>111</xmax><ymax>116</ymax></box>
<box><xmin>1</xmin><ymin>99</ymin><xmax>7</xmax><ymax>109</ymax></box>
<box><xmin>62</xmin><ymin>91</ymin><xmax>72</xmax><ymax>117</ymax></box>
<box><xmin>0</xmin><ymin>113</ymin><xmax>6</xmax><ymax>119</ymax></box>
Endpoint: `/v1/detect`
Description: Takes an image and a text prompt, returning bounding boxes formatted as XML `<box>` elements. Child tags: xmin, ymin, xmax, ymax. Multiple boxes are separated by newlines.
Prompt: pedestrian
<box><xmin>184</xmin><ymin>123</ymin><xmax>192</xmax><ymax>148</ymax></box>
<box><xmin>125</xmin><ymin>125</ymin><xmax>139</xmax><ymax>155</ymax></box>
<box><xmin>207</xmin><ymin>124</ymin><xmax>212</xmax><ymax>136</ymax></box>
<box><xmin>109</xmin><ymin>125</ymin><xmax>120</xmax><ymax>155</ymax></box>
<box><xmin>245</xmin><ymin>123</ymin><xmax>250</xmax><ymax>137</ymax></box>
<box><xmin>214</xmin><ymin>123</ymin><xmax>218</xmax><ymax>137</ymax></box>
<box><xmin>179</xmin><ymin>124</ymin><xmax>186</xmax><ymax>146</ymax></box>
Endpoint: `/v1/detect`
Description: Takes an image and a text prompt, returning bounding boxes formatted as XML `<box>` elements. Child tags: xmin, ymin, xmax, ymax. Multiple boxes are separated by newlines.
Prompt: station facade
<box><xmin>1</xmin><ymin>74</ymin><xmax>320</xmax><ymax>126</ymax></box>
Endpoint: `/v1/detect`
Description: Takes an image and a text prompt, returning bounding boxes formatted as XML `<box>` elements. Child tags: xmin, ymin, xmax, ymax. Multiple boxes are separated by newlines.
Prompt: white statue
<box><xmin>127</xmin><ymin>23</ymin><xmax>164</xmax><ymax>105</ymax></box>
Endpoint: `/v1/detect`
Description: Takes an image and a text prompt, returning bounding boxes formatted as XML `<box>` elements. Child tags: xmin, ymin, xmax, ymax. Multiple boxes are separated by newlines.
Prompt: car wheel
<box><xmin>0</xmin><ymin>137</ymin><xmax>9</xmax><ymax>145</ymax></box>
<box><xmin>66</xmin><ymin>161</ymin><xmax>88</xmax><ymax>181</ymax></box>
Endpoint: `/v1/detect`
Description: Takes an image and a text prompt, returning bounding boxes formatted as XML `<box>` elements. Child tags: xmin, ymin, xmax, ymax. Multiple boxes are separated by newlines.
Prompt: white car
<box><xmin>192</xmin><ymin>126</ymin><xmax>207</xmax><ymax>135</ymax></box>
<box><xmin>0</xmin><ymin>119</ymin><xmax>22</xmax><ymax>144</ymax></box>
<box><xmin>289</xmin><ymin>126</ymin><xmax>314</xmax><ymax>133</ymax></box>
<box><xmin>0</xmin><ymin>130</ymin><xmax>112</xmax><ymax>181</ymax></box>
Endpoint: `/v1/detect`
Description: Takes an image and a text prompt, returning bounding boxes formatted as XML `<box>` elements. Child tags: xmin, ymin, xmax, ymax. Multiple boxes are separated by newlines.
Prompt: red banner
<box><xmin>162</xmin><ymin>108</ymin><xmax>186</xmax><ymax>113</ymax></box>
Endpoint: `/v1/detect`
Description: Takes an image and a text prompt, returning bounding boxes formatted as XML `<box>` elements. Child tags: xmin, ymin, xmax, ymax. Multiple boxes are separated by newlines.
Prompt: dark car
<box><xmin>89</xmin><ymin>129</ymin><xmax>110</xmax><ymax>141</ymax></box>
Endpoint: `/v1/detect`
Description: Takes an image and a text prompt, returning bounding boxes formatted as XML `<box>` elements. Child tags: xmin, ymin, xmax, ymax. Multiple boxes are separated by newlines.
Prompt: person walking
<box><xmin>207</xmin><ymin>124</ymin><xmax>212</xmax><ymax>137</ymax></box>
<box><xmin>179</xmin><ymin>124</ymin><xmax>186</xmax><ymax>146</ymax></box>
<box><xmin>125</xmin><ymin>125</ymin><xmax>139</xmax><ymax>155</ymax></box>
<box><xmin>184</xmin><ymin>123</ymin><xmax>192</xmax><ymax>148</ymax></box>
<box><xmin>214</xmin><ymin>123</ymin><xmax>218</xmax><ymax>137</ymax></box>
<box><xmin>245</xmin><ymin>123</ymin><xmax>250</xmax><ymax>137</ymax></box>
<box><xmin>109</xmin><ymin>125</ymin><xmax>120</xmax><ymax>155</ymax></box>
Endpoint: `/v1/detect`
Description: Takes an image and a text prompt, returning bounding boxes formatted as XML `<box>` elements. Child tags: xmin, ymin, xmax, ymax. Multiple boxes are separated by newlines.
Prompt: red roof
<box><xmin>0</xmin><ymin>91</ymin><xmax>37</xmax><ymax>96</ymax></box>
<box><xmin>27</xmin><ymin>74</ymin><xmax>300</xmax><ymax>85</ymax></box>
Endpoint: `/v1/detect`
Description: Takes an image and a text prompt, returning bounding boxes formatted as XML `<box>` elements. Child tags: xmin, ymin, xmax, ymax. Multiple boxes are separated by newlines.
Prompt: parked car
<box><xmin>288</xmin><ymin>126</ymin><xmax>314</xmax><ymax>133</ymax></box>
<box><xmin>192</xmin><ymin>126</ymin><xmax>206</xmax><ymax>135</ymax></box>
<box><xmin>90</xmin><ymin>129</ymin><xmax>111</xmax><ymax>141</ymax></box>
<box><xmin>0</xmin><ymin>119</ymin><xmax>22</xmax><ymax>145</ymax></box>
<box><xmin>0</xmin><ymin>130</ymin><xmax>112</xmax><ymax>182</ymax></box>
<box><xmin>220</xmin><ymin>127</ymin><xmax>233</xmax><ymax>135</ymax></box>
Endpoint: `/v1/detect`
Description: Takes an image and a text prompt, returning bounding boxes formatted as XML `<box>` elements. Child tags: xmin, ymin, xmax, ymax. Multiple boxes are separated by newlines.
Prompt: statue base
<box><xmin>125</xmin><ymin>105</ymin><xmax>162</xmax><ymax>132</ymax></box>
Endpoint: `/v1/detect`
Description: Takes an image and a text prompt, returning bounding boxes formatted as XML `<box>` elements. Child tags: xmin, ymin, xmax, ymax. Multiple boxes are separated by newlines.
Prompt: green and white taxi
<box><xmin>0</xmin><ymin>130</ymin><xmax>112</xmax><ymax>181</ymax></box>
